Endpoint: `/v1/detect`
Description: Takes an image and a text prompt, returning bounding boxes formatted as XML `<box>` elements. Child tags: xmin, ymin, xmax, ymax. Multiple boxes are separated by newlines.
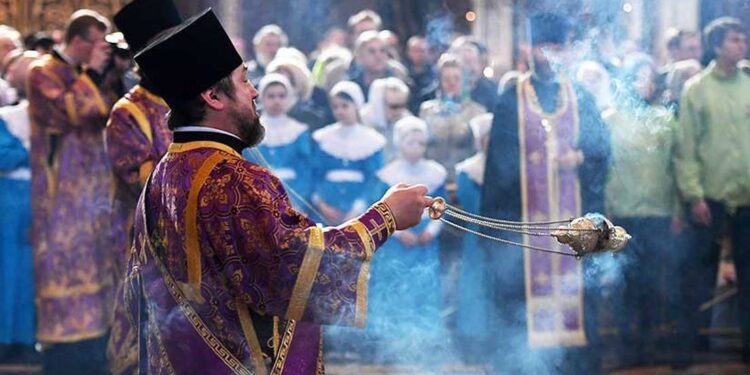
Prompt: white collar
<box><xmin>313</xmin><ymin>123</ymin><xmax>386</xmax><ymax>161</ymax></box>
<box><xmin>55</xmin><ymin>48</ymin><xmax>76</xmax><ymax>66</ymax></box>
<box><xmin>260</xmin><ymin>115</ymin><xmax>308</xmax><ymax>147</ymax></box>
<box><xmin>456</xmin><ymin>152</ymin><xmax>486</xmax><ymax>185</ymax></box>
<box><xmin>174</xmin><ymin>126</ymin><xmax>244</xmax><ymax>142</ymax></box>
<box><xmin>377</xmin><ymin>159</ymin><xmax>447</xmax><ymax>194</ymax></box>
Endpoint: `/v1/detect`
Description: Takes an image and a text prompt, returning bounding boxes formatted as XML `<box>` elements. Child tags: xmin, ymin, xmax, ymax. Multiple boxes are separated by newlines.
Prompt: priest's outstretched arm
<box><xmin>201</xmin><ymin>161</ymin><xmax>426</xmax><ymax>328</ymax></box>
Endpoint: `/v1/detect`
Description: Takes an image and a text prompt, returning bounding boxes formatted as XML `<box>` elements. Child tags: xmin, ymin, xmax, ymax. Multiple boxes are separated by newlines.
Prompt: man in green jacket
<box><xmin>674</xmin><ymin>16</ymin><xmax>750</xmax><ymax>367</ymax></box>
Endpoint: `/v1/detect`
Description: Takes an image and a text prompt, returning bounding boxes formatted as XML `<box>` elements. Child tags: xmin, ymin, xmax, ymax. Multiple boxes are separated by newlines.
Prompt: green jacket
<box><xmin>605</xmin><ymin>104</ymin><xmax>679</xmax><ymax>218</ymax></box>
<box><xmin>674</xmin><ymin>62</ymin><xmax>750</xmax><ymax>211</ymax></box>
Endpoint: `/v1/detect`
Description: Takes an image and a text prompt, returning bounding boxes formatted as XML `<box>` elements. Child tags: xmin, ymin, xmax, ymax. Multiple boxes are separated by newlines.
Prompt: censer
<box><xmin>427</xmin><ymin>197</ymin><xmax>631</xmax><ymax>259</ymax></box>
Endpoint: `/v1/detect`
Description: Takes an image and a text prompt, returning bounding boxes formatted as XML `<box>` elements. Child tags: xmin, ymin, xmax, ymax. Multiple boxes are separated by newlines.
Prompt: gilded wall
<box><xmin>0</xmin><ymin>0</ymin><xmax>126</xmax><ymax>34</ymax></box>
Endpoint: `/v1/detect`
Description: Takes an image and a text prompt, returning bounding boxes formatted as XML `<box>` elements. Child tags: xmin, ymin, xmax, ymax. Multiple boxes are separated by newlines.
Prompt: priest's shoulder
<box><xmin>221</xmin><ymin>156</ymin><xmax>287</xmax><ymax>192</ymax></box>
<box><xmin>28</xmin><ymin>54</ymin><xmax>67</xmax><ymax>78</ymax></box>
<box><xmin>494</xmin><ymin>82</ymin><xmax>520</xmax><ymax>110</ymax></box>
<box><xmin>29</xmin><ymin>54</ymin><xmax>60</xmax><ymax>70</ymax></box>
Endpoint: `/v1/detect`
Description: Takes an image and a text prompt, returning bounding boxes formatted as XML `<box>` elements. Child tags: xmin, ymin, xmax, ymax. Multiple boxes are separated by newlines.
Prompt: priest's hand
<box><xmin>382</xmin><ymin>183</ymin><xmax>433</xmax><ymax>230</ymax></box>
<box><xmin>88</xmin><ymin>40</ymin><xmax>111</xmax><ymax>74</ymax></box>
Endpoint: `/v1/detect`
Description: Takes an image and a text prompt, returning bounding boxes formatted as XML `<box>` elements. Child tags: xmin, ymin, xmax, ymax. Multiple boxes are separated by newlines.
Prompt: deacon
<box><xmin>105</xmin><ymin>0</ymin><xmax>180</xmax><ymax>276</ymax></box>
<box><xmin>109</xmin><ymin>9</ymin><xmax>431</xmax><ymax>374</ymax></box>
<box><xmin>27</xmin><ymin>9</ymin><xmax>116</xmax><ymax>374</ymax></box>
<box><xmin>480</xmin><ymin>13</ymin><xmax>611</xmax><ymax>374</ymax></box>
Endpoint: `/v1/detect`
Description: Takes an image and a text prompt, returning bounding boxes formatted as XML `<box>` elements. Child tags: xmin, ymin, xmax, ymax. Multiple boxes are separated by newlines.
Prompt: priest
<box><xmin>480</xmin><ymin>13</ymin><xmax>611</xmax><ymax>374</ymax></box>
<box><xmin>108</xmin><ymin>9</ymin><xmax>431</xmax><ymax>375</ymax></box>
<box><xmin>105</xmin><ymin>0</ymin><xmax>180</xmax><ymax>277</ymax></box>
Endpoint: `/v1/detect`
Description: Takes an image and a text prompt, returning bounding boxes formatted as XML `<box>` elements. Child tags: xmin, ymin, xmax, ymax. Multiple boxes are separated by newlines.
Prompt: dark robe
<box><xmin>479</xmin><ymin>74</ymin><xmax>610</xmax><ymax>374</ymax></box>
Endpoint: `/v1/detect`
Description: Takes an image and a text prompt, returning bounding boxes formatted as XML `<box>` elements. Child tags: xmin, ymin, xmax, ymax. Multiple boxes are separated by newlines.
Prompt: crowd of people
<box><xmin>0</xmin><ymin>3</ymin><xmax>748</xmax><ymax>374</ymax></box>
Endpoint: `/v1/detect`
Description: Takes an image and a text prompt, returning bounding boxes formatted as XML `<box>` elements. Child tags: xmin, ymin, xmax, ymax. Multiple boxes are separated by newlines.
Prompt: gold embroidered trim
<box><xmin>117</xmin><ymin>100</ymin><xmax>153</xmax><ymax>144</ymax></box>
<box><xmin>521</xmin><ymin>73</ymin><xmax>571</xmax><ymax>120</ymax></box>
<box><xmin>168</xmin><ymin>141</ymin><xmax>242</xmax><ymax>158</ymax></box>
<box><xmin>184</xmin><ymin>152</ymin><xmax>226</xmax><ymax>303</ymax></box>
<box><xmin>36</xmin><ymin>328</ymin><xmax>108</xmax><ymax>344</ymax></box>
<box><xmin>37</xmin><ymin>281</ymin><xmax>109</xmax><ymax>298</ymax></box>
<box><xmin>236</xmin><ymin>298</ymin><xmax>269</xmax><ymax>375</ymax></box>
<box><xmin>373</xmin><ymin>202</ymin><xmax>396</xmax><ymax>235</ymax></box>
<box><xmin>147</xmin><ymin>239</ymin><xmax>252</xmax><ymax>375</ymax></box>
<box><xmin>79</xmin><ymin>73</ymin><xmax>109</xmax><ymax>115</ymax></box>
<box><xmin>137</xmin><ymin>85</ymin><xmax>168</xmax><ymax>108</ymax></box>
<box><xmin>145</xmin><ymin>293</ymin><xmax>178</xmax><ymax>375</ymax></box>
<box><xmin>64</xmin><ymin>92</ymin><xmax>79</xmax><ymax>125</ymax></box>
<box><xmin>138</xmin><ymin>161</ymin><xmax>155</xmax><ymax>185</ymax></box>
<box><xmin>270</xmin><ymin>319</ymin><xmax>297</xmax><ymax>375</ymax></box>
<box><xmin>285</xmin><ymin>225</ymin><xmax>325</xmax><ymax>321</ymax></box>
<box><xmin>350</xmin><ymin>220</ymin><xmax>374</xmax><ymax>327</ymax></box>
<box><xmin>316</xmin><ymin>329</ymin><xmax>325</xmax><ymax>375</ymax></box>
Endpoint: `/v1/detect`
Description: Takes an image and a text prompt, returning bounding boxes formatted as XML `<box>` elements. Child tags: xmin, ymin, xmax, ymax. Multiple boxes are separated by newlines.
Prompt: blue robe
<box><xmin>311</xmin><ymin>123</ymin><xmax>385</xmax><ymax>222</ymax></box>
<box><xmin>0</xmin><ymin>114</ymin><xmax>34</xmax><ymax>345</ymax></box>
<box><xmin>243</xmin><ymin>115</ymin><xmax>313</xmax><ymax>215</ymax></box>
<box><xmin>454</xmin><ymin>153</ymin><xmax>492</xmax><ymax>345</ymax></box>
<box><xmin>367</xmin><ymin>158</ymin><xmax>448</xmax><ymax>364</ymax></box>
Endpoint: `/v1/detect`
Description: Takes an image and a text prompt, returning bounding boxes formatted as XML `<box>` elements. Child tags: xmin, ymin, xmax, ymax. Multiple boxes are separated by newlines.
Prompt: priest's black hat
<box><xmin>113</xmin><ymin>0</ymin><xmax>182</xmax><ymax>53</ymax></box>
<box><xmin>529</xmin><ymin>13</ymin><xmax>570</xmax><ymax>46</ymax></box>
<box><xmin>134</xmin><ymin>8</ymin><xmax>243</xmax><ymax>109</ymax></box>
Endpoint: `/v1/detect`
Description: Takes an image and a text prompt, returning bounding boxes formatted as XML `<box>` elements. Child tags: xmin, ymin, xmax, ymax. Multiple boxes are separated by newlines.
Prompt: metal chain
<box><xmin>443</xmin><ymin>202</ymin><xmax>574</xmax><ymax>226</ymax></box>
<box><xmin>443</xmin><ymin>209</ymin><xmax>600</xmax><ymax>233</ymax></box>
<box><xmin>440</xmin><ymin>218</ymin><xmax>578</xmax><ymax>258</ymax></box>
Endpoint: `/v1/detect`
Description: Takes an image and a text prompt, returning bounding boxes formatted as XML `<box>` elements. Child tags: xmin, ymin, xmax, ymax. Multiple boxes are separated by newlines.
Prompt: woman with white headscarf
<box><xmin>267</xmin><ymin>51</ymin><xmax>334</xmax><ymax>130</ymax></box>
<box><xmin>419</xmin><ymin>53</ymin><xmax>486</xmax><ymax>183</ymax></box>
<box><xmin>361</xmin><ymin>77</ymin><xmax>413</xmax><ymax>161</ymax></box>
<box><xmin>367</xmin><ymin>116</ymin><xmax>447</xmax><ymax>365</ymax></box>
<box><xmin>311</xmin><ymin>81</ymin><xmax>385</xmax><ymax>226</ymax></box>
<box><xmin>243</xmin><ymin>73</ymin><xmax>313</xmax><ymax>213</ymax></box>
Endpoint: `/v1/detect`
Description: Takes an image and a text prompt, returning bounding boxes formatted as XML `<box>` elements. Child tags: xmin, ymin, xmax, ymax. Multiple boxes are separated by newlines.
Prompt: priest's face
<box><xmin>531</xmin><ymin>43</ymin><xmax>563</xmax><ymax>79</ymax></box>
<box><xmin>229</xmin><ymin>64</ymin><xmax>265</xmax><ymax>146</ymax></box>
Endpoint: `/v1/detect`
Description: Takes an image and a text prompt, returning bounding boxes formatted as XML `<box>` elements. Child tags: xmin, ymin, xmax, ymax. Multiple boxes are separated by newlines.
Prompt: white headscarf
<box><xmin>267</xmin><ymin>56</ymin><xmax>313</xmax><ymax>102</ymax></box>
<box><xmin>258</xmin><ymin>73</ymin><xmax>294</xmax><ymax>112</ymax></box>
<box><xmin>393</xmin><ymin>115</ymin><xmax>428</xmax><ymax>147</ymax></box>
<box><xmin>259</xmin><ymin>73</ymin><xmax>293</xmax><ymax>95</ymax></box>
<box><xmin>362</xmin><ymin>77</ymin><xmax>410</xmax><ymax>129</ymax></box>
<box><xmin>330</xmin><ymin>80</ymin><xmax>365</xmax><ymax>109</ymax></box>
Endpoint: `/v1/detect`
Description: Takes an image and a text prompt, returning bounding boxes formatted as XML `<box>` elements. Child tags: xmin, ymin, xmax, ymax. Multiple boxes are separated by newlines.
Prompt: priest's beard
<box><xmin>233</xmin><ymin>110</ymin><xmax>265</xmax><ymax>147</ymax></box>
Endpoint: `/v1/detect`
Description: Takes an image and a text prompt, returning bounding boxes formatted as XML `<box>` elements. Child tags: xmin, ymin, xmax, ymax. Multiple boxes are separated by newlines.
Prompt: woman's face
<box><xmin>331</xmin><ymin>95</ymin><xmax>358</xmax><ymax>125</ymax></box>
<box><xmin>440</xmin><ymin>66</ymin><xmax>463</xmax><ymax>96</ymax></box>
<box><xmin>384</xmin><ymin>90</ymin><xmax>408</xmax><ymax>123</ymax></box>
<box><xmin>399</xmin><ymin>131</ymin><xmax>427</xmax><ymax>163</ymax></box>
<box><xmin>261</xmin><ymin>83</ymin><xmax>288</xmax><ymax>117</ymax></box>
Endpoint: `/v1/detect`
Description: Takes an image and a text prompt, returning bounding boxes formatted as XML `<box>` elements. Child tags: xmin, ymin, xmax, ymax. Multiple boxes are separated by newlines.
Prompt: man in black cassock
<box><xmin>480</xmin><ymin>13</ymin><xmax>610</xmax><ymax>374</ymax></box>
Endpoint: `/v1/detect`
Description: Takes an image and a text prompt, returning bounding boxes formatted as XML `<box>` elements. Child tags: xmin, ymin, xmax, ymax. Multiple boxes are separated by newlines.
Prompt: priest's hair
<box><xmin>167</xmin><ymin>75</ymin><xmax>235</xmax><ymax>130</ymax></box>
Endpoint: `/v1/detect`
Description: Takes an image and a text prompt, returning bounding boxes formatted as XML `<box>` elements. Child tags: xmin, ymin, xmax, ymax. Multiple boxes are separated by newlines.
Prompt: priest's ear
<box><xmin>200</xmin><ymin>87</ymin><xmax>226</xmax><ymax>111</ymax></box>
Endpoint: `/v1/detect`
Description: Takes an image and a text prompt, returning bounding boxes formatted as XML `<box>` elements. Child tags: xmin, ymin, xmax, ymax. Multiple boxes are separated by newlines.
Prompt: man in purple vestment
<box><xmin>28</xmin><ymin>9</ymin><xmax>117</xmax><ymax>375</ymax></box>
<box><xmin>105</xmin><ymin>0</ymin><xmax>180</xmax><ymax>279</ymax></box>
<box><xmin>108</xmin><ymin>9</ymin><xmax>431</xmax><ymax>374</ymax></box>
<box><xmin>480</xmin><ymin>13</ymin><xmax>610</xmax><ymax>375</ymax></box>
